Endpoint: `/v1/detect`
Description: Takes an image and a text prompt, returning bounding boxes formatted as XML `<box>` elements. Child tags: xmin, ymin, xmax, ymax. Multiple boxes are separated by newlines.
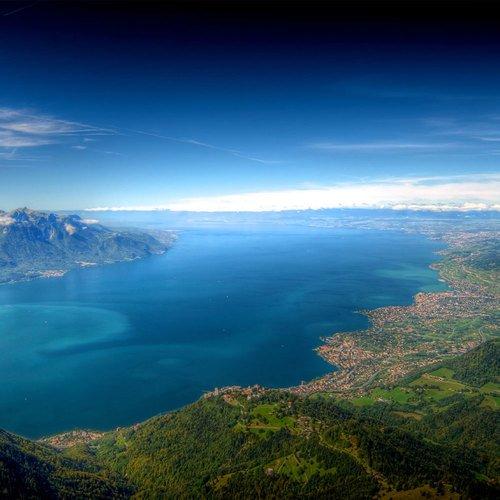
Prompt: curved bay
<box><xmin>0</xmin><ymin>227</ymin><xmax>446</xmax><ymax>437</ymax></box>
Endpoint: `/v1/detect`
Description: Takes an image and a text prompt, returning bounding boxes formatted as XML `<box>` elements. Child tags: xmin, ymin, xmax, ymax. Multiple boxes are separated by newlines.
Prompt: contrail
<box><xmin>0</xmin><ymin>106</ymin><xmax>279</xmax><ymax>164</ymax></box>
<box><xmin>120</xmin><ymin>127</ymin><xmax>280</xmax><ymax>164</ymax></box>
<box><xmin>2</xmin><ymin>0</ymin><xmax>41</xmax><ymax>17</ymax></box>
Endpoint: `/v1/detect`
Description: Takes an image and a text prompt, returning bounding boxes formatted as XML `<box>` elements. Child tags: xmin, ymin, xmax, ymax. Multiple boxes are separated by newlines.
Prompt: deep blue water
<box><xmin>0</xmin><ymin>227</ymin><xmax>445</xmax><ymax>438</ymax></box>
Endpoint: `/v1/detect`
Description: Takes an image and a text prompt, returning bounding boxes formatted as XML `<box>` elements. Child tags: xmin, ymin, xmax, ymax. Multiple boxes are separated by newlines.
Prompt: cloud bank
<box><xmin>86</xmin><ymin>174</ymin><xmax>500</xmax><ymax>213</ymax></box>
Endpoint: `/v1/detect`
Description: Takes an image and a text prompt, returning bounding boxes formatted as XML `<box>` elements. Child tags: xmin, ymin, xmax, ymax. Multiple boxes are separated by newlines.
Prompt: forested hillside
<box><xmin>0</xmin><ymin>430</ymin><xmax>129</xmax><ymax>498</ymax></box>
<box><xmin>87</xmin><ymin>342</ymin><xmax>499</xmax><ymax>498</ymax></box>
<box><xmin>2</xmin><ymin>341</ymin><xmax>497</xmax><ymax>498</ymax></box>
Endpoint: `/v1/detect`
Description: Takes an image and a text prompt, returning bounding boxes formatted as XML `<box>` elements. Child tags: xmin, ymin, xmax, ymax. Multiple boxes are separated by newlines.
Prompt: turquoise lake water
<box><xmin>0</xmin><ymin>227</ymin><xmax>446</xmax><ymax>438</ymax></box>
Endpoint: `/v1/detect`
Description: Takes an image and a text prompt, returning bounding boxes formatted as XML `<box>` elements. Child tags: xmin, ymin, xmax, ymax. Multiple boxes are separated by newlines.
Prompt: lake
<box><xmin>0</xmin><ymin>226</ymin><xmax>445</xmax><ymax>437</ymax></box>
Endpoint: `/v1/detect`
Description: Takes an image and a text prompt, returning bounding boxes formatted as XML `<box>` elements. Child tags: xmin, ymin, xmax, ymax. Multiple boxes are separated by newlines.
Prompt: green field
<box><xmin>351</xmin><ymin>358</ymin><xmax>497</xmax><ymax>410</ymax></box>
<box><xmin>246</xmin><ymin>403</ymin><xmax>296</xmax><ymax>435</ymax></box>
<box><xmin>269</xmin><ymin>454</ymin><xmax>321</xmax><ymax>481</ymax></box>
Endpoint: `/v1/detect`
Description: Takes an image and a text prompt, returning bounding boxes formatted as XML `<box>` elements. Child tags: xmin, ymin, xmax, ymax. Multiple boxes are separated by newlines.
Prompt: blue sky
<box><xmin>0</xmin><ymin>1</ymin><xmax>499</xmax><ymax>211</ymax></box>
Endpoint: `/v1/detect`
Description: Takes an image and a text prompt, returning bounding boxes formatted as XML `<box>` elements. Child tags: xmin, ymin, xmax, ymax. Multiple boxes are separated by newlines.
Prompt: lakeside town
<box><xmin>293</xmin><ymin>224</ymin><xmax>499</xmax><ymax>396</ymax></box>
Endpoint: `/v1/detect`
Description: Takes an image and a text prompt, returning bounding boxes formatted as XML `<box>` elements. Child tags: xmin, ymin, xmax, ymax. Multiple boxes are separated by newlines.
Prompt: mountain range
<box><xmin>0</xmin><ymin>208</ymin><xmax>174</xmax><ymax>284</ymax></box>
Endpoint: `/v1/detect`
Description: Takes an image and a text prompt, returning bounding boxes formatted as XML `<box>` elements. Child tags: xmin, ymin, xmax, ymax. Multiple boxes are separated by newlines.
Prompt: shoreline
<box><xmin>292</xmin><ymin>229</ymin><xmax>499</xmax><ymax>396</ymax></box>
<box><xmin>4</xmin><ymin>225</ymin><xmax>498</xmax><ymax>440</ymax></box>
<box><xmin>0</xmin><ymin>248</ymin><xmax>170</xmax><ymax>287</ymax></box>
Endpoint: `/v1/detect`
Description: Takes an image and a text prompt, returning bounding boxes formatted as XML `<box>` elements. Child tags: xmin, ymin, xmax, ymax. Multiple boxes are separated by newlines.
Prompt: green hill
<box><xmin>447</xmin><ymin>338</ymin><xmax>500</xmax><ymax>387</ymax></box>
<box><xmin>0</xmin><ymin>429</ymin><xmax>130</xmax><ymax>498</ymax></box>
<box><xmin>88</xmin><ymin>389</ymin><xmax>497</xmax><ymax>498</ymax></box>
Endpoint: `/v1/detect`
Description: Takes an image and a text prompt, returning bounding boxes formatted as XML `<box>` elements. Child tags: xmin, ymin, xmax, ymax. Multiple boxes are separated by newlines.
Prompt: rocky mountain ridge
<box><xmin>0</xmin><ymin>208</ymin><xmax>174</xmax><ymax>284</ymax></box>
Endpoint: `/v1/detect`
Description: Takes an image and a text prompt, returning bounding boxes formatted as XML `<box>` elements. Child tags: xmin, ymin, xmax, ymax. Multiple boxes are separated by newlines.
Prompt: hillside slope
<box><xmin>89</xmin><ymin>346</ymin><xmax>498</xmax><ymax>498</ymax></box>
<box><xmin>0</xmin><ymin>342</ymin><xmax>498</xmax><ymax>498</ymax></box>
<box><xmin>0</xmin><ymin>430</ymin><xmax>130</xmax><ymax>498</ymax></box>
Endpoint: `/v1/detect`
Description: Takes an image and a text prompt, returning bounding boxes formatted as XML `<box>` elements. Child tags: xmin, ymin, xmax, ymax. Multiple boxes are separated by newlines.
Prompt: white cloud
<box><xmin>85</xmin><ymin>173</ymin><xmax>500</xmax><ymax>213</ymax></box>
<box><xmin>1</xmin><ymin>119</ymin><xmax>84</xmax><ymax>135</ymax></box>
<box><xmin>424</xmin><ymin>116</ymin><xmax>500</xmax><ymax>141</ymax></box>
<box><xmin>476</xmin><ymin>136</ymin><xmax>500</xmax><ymax>142</ymax></box>
<box><xmin>0</xmin><ymin>131</ymin><xmax>54</xmax><ymax>147</ymax></box>
<box><xmin>308</xmin><ymin>141</ymin><xmax>455</xmax><ymax>151</ymax></box>
<box><xmin>0</xmin><ymin>214</ymin><xmax>14</xmax><ymax>226</ymax></box>
<box><xmin>0</xmin><ymin>107</ymin><xmax>114</xmax><ymax>151</ymax></box>
<box><xmin>0</xmin><ymin>109</ymin><xmax>19</xmax><ymax>119</ymax></box>
<box><xmin>0</xmin><ymin>148</ymin><xmax>50</xmax><ymax>163</ymax></box>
